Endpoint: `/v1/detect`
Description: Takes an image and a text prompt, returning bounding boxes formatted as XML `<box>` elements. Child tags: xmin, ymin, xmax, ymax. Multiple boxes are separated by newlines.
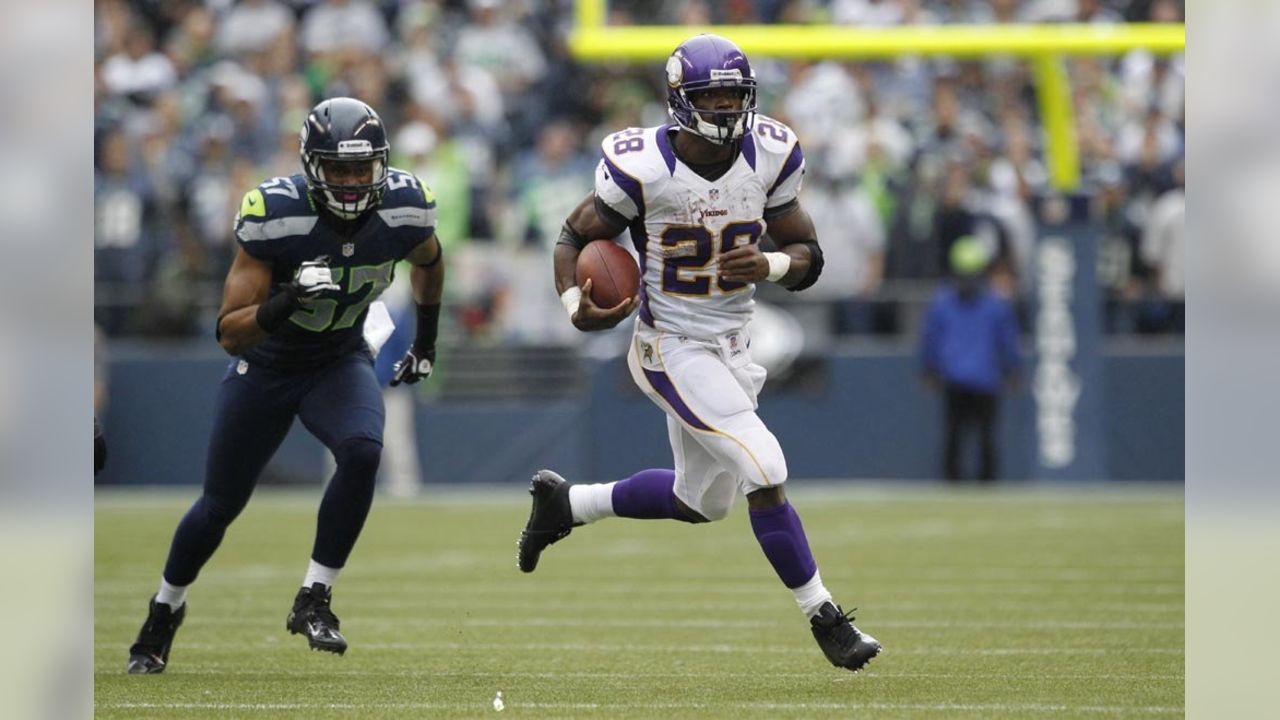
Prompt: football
<box><xmin>576</xmin><ymin>240</ymin><xmax>640</xmax><ymax>308</ymax></box>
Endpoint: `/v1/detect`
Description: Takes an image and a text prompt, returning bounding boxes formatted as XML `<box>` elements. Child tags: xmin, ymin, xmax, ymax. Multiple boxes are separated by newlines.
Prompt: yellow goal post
<box><xmin>567</xmin><ymin>0</ymin><xmax>1185</xmax><ymax>191</ymax></box>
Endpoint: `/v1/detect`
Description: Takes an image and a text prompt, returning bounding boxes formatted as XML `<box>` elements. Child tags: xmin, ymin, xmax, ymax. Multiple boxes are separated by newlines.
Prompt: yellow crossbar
<box><xmin>567</xmin><ymin>1</ymin><xmax>1184</xmax><ymax>190</ymax></box>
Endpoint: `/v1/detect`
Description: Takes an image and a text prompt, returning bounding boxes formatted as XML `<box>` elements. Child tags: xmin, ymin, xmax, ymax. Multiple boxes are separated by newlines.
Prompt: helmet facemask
<box><xmin>304</xmin><ymin>149</ymin><xmax>388</xmax><ymax>220</ymax></box>
<box><xmin>687</xmin><ymin>86</ymin><xmax>757</xmax><ymax>144</ymax></box>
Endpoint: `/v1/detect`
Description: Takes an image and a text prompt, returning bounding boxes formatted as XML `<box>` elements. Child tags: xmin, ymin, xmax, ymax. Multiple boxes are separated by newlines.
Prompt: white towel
<box><xmin>362</xmin><ymin>301</ymin><xmax>396</xmax><ymax>358</ymax></box>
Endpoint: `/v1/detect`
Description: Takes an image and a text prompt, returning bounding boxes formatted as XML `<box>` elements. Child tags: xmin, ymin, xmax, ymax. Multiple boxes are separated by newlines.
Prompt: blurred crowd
<box><xmin>94</xmin><ymin>0</ymin><xmax>1185</xmax><ymax>344</ymax></box>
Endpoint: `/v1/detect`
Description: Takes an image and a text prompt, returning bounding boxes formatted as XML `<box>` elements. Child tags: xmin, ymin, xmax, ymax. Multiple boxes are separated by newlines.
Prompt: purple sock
<box><xmin>610</xmin><ymin>469</ymin><xmax>686</xmax><ymax>521</ymax></box>
<box><xmin>749</xmin><ymin>502</ymin><xmax>818</xmax><ymax>589</ymax></box>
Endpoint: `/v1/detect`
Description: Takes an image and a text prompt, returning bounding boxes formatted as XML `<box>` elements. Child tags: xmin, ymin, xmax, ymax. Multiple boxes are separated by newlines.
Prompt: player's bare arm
<box><xmin>390</xmin><ymin>232</ymin><xmax>447</xmax><ymax>386</ymax></box>
<box><xmin>215</xmin><ymin>248</ymin><xmax>342</xmax><ymax>356</ymax></box>
<box><xmin>554</xmin><ymin>192</ymin><xmax>635</xmax><ymax>331</ymax></box>
<box><xmin>407</xmin><ymin>232</ymin><xmax>445</xmax><ymax>305</ymax></box>
<box><xmin>720</xmin><ymin>202</ymin><xmax>823</xmax><ymax>290</ymax></box>
<box><xmin>215</xmin><ymin>248</ymin><xmax>274</xmax><ymax>355</ymax></box>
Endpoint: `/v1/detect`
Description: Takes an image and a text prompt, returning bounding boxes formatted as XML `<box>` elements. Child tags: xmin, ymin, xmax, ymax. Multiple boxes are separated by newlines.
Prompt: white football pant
<box><xmin>626</xmin><ymin>322</ymin><xmax>788</xmax><ymax>521</ymax></box>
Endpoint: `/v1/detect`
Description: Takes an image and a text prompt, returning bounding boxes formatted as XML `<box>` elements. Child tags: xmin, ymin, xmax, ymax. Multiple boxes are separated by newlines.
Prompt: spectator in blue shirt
<box><xmin>920</xmin><ymin>236</ymin><xmax>1022</xmax><ymax>482</ymax></box>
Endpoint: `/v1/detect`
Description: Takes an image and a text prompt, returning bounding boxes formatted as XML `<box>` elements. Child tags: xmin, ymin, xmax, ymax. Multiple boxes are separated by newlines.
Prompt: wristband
<box><xmin>255</xmin><ymin>285</ymin><xmax>300</xmax><ymax>334</ymax></box>
<box><xmin>412</xmin><ymin>303</ymin><xmax>441</xmax><ymax>353</ymax></box>
<box><xmin>560</xmin><ymin>286</ymin><xmax>582</xmax><ymax>318</ymax></box>
<box><xmin>764</xmin><ymin>252</ymin><xmax>792</xmax><ymax>282</ymax></box>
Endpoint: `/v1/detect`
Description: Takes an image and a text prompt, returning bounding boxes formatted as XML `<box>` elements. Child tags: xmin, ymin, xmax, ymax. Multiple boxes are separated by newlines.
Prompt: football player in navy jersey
<box><xmin>127</xmin><ymin>98</ymin><xmax>445</xmax><ymax>673</ymax></box>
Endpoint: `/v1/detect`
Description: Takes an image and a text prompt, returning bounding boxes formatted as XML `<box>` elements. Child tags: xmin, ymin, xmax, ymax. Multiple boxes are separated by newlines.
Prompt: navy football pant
<box><xmin>163</xmin><ymin>351</ymin><xmax>385</xmax><ymax>587</ymax></box>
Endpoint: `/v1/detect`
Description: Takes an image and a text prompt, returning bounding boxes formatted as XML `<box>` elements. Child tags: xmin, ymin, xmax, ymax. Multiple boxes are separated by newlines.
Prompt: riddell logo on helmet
<box><xmin>338</xmin><ymin>140</ymin><xmax>373</xmax><ymax>155</ymax></box>
<box><xmin>709</xmin><ymin>69</ymin><xmax>743</xmax><ymax>82</ymax></box>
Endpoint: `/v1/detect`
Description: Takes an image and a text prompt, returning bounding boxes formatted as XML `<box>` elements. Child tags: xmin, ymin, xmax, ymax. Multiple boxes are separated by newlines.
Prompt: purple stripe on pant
<box><xmin>638</xmin><ymin>286</ymin><xmax>655</xmax><ymax>326</ymax></box>
<box><xmin>643</xmin><ymin>368</ymin><xmax>712</xmax><ymax>431</ymax></box>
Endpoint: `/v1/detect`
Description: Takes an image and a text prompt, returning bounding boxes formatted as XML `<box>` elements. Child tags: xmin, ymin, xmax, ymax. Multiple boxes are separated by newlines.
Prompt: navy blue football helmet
<box><xmin>666</xmin><ymin>34</ymin><xmax>758</xmax><ymax>144</ymax></box>
<box><xmin>300</xmin><ymin>98</ymin><xmax>390</xmax><ymax>219</ymax></box>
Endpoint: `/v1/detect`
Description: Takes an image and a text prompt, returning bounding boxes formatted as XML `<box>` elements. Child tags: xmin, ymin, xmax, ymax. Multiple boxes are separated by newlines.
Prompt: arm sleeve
<box><xmin>766</xmin><ymin>141</ymin><xmax>806</xmax><ymax>209</ymax></box>
<box><xmin>594</xmin><ymin>157</ymin><xmax>641</xmax><ymax>221</ymax></box>
<box><xmin>406</xmin><ymin>177</ymin><xmax>440</xmax><ymax>257</ymax></box>
<box><xmin>234</xmin><ymin>187</ymin><xmax>277</xmax><ymax>261</ymax></box>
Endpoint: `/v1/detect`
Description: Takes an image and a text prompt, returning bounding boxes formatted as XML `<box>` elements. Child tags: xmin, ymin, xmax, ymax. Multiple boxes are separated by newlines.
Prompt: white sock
<box><xmin>302</xmin><ymin>559</ymin><xmax>340</xmax><ymax>590</ymax></box>
<box><xmin>569</xmin><ymin>482</ymin><xmax>617</xmax><ymax>524</ymax></box>
<box><xmin>793</xmin><ymin>570</ymin><xmax>834</xmax><ymax>618</ymax></box>
<box><xmin>156</xmin><ymin>578</ymin><xmax>187</xmax><ymax>609</ymax></box>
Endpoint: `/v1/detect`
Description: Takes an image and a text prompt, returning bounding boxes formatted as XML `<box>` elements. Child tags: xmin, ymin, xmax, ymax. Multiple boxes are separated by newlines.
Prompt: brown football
<box><xmin>576</xmin><ymin>240</ymin><xmax>640</xmax><ymax>308</ymax></box>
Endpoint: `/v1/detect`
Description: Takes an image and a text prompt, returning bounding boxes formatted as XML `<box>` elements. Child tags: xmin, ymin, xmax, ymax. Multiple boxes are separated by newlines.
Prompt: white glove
<box><xmin>293</xmin><ymin>260</ymin><xmax>341</xmax><ymax>299</ymax></box>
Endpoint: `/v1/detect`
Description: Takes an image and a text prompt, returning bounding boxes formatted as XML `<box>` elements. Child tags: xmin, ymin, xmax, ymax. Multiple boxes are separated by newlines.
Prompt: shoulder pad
<box><xmin>235</xmin><ymin>175</ymin><xmax>317</xmax><ymax>244</ymax></box>
<box><xmin>599</xmin><ymin>126</ymin><xmax>674</xmax><ymax>184</ymax></box>
<box><xmin>377</xmin><ymin>167</ymin><xmax>437</xmax><ymax>229</ymax></box>
<box><xmin>749</xmin><ymin>115</ymin><xmax>799</xmax><ymax>159</ymax></box>
<box><xmin>747</xmin><ymin>115</ymin><xmax>804</xmax><ymax>198</ymax></box>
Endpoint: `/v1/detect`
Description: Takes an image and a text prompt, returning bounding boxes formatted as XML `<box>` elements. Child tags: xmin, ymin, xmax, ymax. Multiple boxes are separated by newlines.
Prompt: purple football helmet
<box><xmin>666</xmin><ymin>34</ymin><xmax>758</xmax><ymax>144</ymax></box>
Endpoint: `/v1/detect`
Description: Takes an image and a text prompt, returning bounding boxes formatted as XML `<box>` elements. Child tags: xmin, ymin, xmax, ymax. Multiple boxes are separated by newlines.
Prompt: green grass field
<box><xmin>95</xmin><ymin>483</ymin><xmax>1183</xmax><ymax>718</ymax></box>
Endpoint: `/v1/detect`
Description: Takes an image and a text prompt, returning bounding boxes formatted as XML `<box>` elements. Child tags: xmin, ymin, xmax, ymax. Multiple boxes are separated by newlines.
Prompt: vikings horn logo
<box><xmin>666</xmin><ymin>55</ymin><xmax>683</xmax><ymax>89</ymax></box>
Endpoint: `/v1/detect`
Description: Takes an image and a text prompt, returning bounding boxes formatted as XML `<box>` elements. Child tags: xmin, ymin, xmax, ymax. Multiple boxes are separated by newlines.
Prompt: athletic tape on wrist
<box><xmin>560</xmin><ymin>286</ymin><xmax>582</xmax><ymax>318</ymax></box>
<box><xmin>764</xmin><ymin>252</ymin><xmax>792</xmax><ymax>282</ymax></box>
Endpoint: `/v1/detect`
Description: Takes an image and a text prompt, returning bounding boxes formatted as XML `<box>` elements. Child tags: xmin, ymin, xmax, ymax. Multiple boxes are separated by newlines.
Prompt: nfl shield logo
<box><xmin>709</xmin><ymin>189</ymin><xmax>719</xmax><ymax>202</ymax></box>
<box><xmin>342</xmin><ymin>243</ymin><xmax>355</xmax><ymax>257</ymax></box>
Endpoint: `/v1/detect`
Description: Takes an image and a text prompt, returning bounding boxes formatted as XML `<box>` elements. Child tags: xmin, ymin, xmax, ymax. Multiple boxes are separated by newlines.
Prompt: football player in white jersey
<box><xmin>517</xmin><ymin>34</ymin><xmax>880</xmax><ymax>672</ymax></box>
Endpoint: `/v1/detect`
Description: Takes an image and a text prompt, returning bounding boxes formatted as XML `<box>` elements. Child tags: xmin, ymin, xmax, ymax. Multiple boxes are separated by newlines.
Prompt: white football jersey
<box><xmin>594</xmin><ymin>115</ymin><xmax>805</xmax><ymax>339</ymax></box>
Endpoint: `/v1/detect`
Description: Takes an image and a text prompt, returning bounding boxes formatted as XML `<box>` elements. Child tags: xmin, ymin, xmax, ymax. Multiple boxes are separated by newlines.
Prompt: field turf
<box><xmin>95</xmin><ymin>483</ymin><xmax>1183</xmax><ymax>718</ymax></box>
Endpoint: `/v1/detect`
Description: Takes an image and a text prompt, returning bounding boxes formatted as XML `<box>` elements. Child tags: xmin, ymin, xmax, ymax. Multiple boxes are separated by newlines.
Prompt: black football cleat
<box><xmin>286</xmin><ymin>583</ymin><xmax>347</xmax><ymax>655</ymax></box>
<box><xmin>126</xmin><ymin>596</ymin><xmax>186</xmax><ymax>674</ymax></box>
<box><xmin>810</xmin><ymin>602</ymin><xmax>882</xmax><ymax>672</ymax></box>
<box><xmin>517</xmin><ymin>469</ymin><xmax>577</xmax><ymax>573</ymax></box>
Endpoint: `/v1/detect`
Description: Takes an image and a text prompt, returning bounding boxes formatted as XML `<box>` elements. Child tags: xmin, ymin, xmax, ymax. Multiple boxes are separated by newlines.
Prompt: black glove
<box><xmin>390</xmin><ymin>347</ymin><xmax>435</xmax><ymax>386</ymax></box>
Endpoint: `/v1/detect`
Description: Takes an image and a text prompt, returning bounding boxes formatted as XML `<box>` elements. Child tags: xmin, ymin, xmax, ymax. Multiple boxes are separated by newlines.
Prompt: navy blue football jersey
<box><xmin>233</xmin><ymin>169</ymin><xmax>436</xmax><ymax>370</ymax></box>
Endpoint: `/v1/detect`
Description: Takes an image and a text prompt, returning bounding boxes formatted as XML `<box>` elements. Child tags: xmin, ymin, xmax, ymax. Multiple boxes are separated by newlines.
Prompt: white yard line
<box><xmin>100</xmin><ymin>700</ymin><xmax>1183</xmax><ymax>714</ymax></box>
<box><xmin>148</xmin><ymin>640</ymin><xmax>1183</xmax><ymax>656</ymax></box>
<box><xmin>133</xmin><ymin>668</ymin><xmax>1185</xmax><ymax>681</ymax></box>
<box><xmin>342</xmin><ymin>616</ymin><xmax>1183</xmax><ymax>630</ymax></box>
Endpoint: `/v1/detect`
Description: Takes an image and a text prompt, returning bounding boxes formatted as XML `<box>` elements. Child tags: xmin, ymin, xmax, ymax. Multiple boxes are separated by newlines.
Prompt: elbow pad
<box><xmin>786</xmin><ymin>241</ymin><xmax>824</xmax><ymax>292</ymax></box>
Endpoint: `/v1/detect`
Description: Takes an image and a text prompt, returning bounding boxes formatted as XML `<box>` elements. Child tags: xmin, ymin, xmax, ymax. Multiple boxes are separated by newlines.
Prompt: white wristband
<box><xmin>764</xmin><ymin>252</ymin><xmax>792</xmax><ymax>282</ymax></box>
<box><xmin>560</xmin><ymin>286</ymin><xmax>582</xmax><ymax>318</ymax></box>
